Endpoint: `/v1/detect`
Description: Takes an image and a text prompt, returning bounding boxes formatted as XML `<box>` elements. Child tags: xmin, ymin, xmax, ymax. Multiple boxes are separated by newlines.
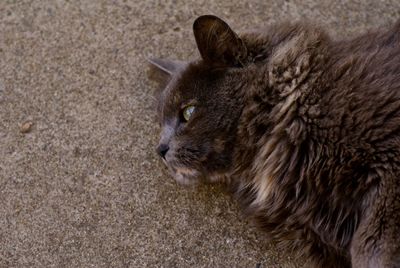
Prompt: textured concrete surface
<box><xmin>0</xmin><ymin>1</ymin><xmax>399</xmax><ymax>267</ymax></box>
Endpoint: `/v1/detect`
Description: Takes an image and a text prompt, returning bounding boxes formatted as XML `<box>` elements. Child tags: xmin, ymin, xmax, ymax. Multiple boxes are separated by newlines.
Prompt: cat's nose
<box><xmin>156</xmin><ymin>144</ymin><xmax>169</xmax><ymax>159</ymax></box>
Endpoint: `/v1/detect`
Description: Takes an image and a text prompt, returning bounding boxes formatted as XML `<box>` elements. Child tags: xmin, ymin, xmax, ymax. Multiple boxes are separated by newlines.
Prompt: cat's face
<box><xmin>150</xmin><ymin>15</ymin><xmax>248</xmax><ymax>185</ymax></box>
<box><xmin>154</xmin><ymin>63</ymin><xmax>243</xmax><ymax>185</ymax></box>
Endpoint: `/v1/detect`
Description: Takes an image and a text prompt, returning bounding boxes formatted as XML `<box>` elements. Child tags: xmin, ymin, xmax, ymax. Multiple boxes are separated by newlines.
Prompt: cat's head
<box><xmin>149</xmin><ymin>15</ymin><xmax>249</xmax><ymax>185</ymax></box>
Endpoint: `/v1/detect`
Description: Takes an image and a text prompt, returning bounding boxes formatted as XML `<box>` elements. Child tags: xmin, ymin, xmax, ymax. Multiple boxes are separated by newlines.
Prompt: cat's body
<box><xmin>149</xmin><ymin>16</ymin><xmax>400</xmax><ymax>267</ymax></box>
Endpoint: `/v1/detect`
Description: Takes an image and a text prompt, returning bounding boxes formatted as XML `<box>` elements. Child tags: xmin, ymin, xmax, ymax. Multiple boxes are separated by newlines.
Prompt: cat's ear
<box><xmin>147</xmin><ymin>58</ymin><xmax>186</xmax><ymax>75</ymax></box>
<box><xmin>193</xmin><ymin>15</ymin><xmax>247</xmax><ymax>67</ymax></box>
<box><xmin>147</xmin><ymin>58</ymin><xmax>187</xmax><ymax>90</ymax></box>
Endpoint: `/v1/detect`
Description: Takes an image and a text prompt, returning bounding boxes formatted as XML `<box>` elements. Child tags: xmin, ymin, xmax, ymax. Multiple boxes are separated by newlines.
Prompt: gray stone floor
<box><xmin>0</xmin><ymin>1</ymin><xmax>399</xmax><ymax>267</ymax></box>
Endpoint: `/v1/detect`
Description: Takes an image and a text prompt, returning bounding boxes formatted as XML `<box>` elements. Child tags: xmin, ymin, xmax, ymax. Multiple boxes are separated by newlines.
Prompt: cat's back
<box><xmin>333</xmin><ymin>20</ymin><xmax>400</xmax><ymax>89</ymax></box>
<box><xmin>314</xmin><ymin>21</ymin><xmax>400</xmax><ymax>156</ymax></box>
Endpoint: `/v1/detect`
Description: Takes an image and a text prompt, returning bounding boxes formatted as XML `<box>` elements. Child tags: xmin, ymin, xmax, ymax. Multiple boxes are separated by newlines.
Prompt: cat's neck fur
<box><xmin>230</xmin><ymin>22</ymin><xmax>330</xmax><ymax>196</ymax></box>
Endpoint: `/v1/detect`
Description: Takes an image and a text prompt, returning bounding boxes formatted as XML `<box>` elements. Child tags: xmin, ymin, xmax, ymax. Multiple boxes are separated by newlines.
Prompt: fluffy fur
<box><xmin>149</xmin><ymin>15</ymin><xmax>400</xmax><ymax>267</ymax></box>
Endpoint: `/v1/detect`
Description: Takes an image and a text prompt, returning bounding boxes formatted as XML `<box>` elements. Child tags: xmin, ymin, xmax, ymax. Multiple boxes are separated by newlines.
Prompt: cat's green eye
<box><xmin>182</xmin><ymin>105</ymin><xmax>195</xmax><ymax>122</ymax></box>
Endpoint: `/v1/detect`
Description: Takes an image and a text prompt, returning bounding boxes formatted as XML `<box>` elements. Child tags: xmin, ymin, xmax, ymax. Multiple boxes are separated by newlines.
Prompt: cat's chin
<box><xmin>171</xmin><ymin>167</ymin><xmax>230</xmax><ymax>186</ymax></box>
<box><xmin>164</xmin><ymin>163</ymin><xmax>203</xmax><ymax>186</ymax></box>
<box><xmin>173</xmin><ymin>172</ymin><xmax>200</xmax><ymax>186</ymax></box>
<box><xmin>163</xmin><ymin>159</ymin><xmax>226</xmax><ymax>185</ymax></box>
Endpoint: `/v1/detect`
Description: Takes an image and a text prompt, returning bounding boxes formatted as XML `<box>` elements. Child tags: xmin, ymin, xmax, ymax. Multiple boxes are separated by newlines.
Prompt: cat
<box><xmin>148</xmin><ymin>15</ymin><xmax>400</xmax><ymax>268</ymax></box>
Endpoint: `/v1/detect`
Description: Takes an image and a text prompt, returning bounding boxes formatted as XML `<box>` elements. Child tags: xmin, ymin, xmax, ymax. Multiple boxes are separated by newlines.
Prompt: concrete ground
<box><xmin>0</xmin><ymin>1</ymin><xmax>399</xmax><ymax>267</ymax></box>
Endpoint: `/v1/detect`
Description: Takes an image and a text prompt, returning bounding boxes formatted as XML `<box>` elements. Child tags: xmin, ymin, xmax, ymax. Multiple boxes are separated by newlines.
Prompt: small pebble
<box><xmin>20</xmin><ymin>121</ymin><xmax>33</xmax><ymax>133</ymax></box>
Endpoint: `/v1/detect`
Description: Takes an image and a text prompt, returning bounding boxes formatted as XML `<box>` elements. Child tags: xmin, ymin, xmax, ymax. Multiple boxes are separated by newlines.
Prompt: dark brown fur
<box><xmin>149</xmin><ymin>16</ymin><xmax>400</xmax><ymax>267</ymax></box>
